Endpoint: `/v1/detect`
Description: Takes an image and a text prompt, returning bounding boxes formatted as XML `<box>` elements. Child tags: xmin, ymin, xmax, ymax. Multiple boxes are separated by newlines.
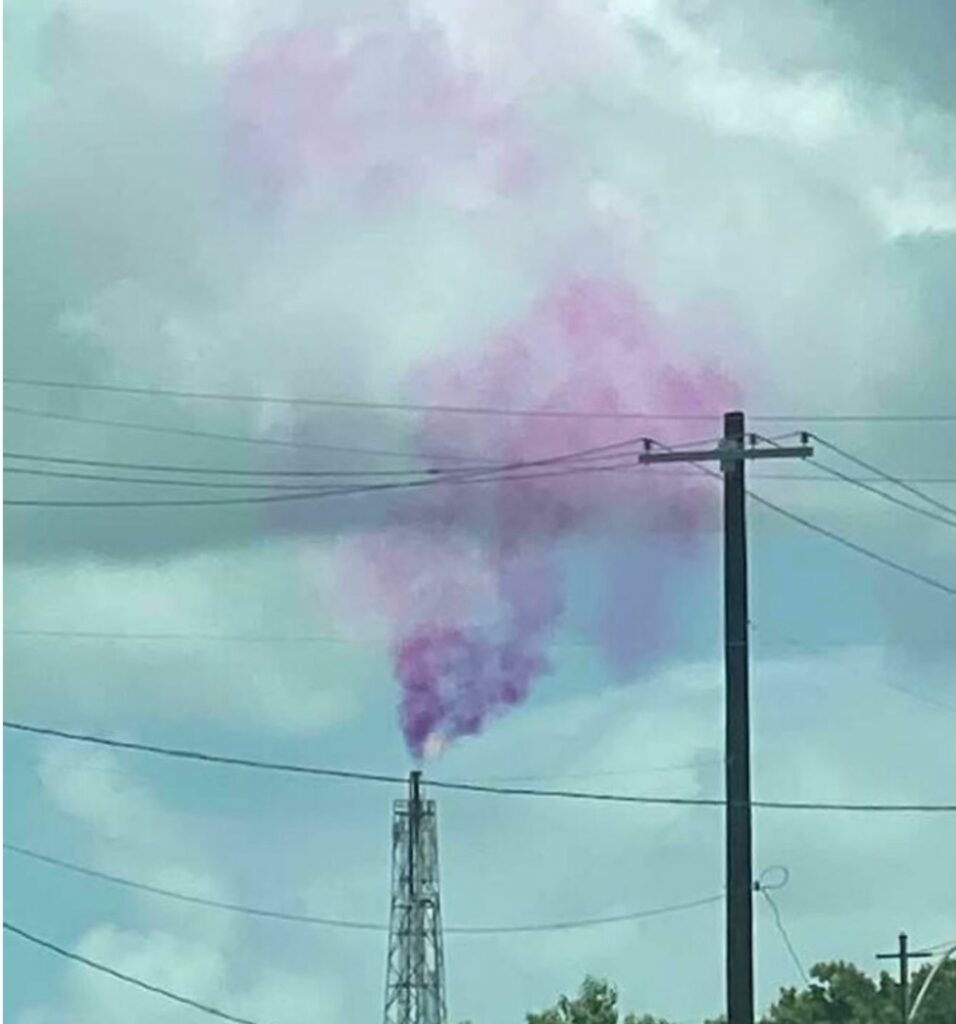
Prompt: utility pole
<box><xmin>640</xmin><ymin>412</ymin><xmax>812</xmax><ymax>1024</ymax></box>
<box><xmin>877</xmin><ymin>932</ymin><xmax>932</xmax><ymax>1023</ymax></box>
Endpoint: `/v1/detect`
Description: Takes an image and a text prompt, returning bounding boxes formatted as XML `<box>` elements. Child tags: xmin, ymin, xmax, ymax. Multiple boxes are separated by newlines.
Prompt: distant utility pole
<box><xmin>640</xmin><ymin>411</ymin><xmax>812</xmax><ymax>1024</ymax></box>
<box><xmin>384</xmin><ymin>771</ymin><xmax>447</xmax><ymax>1024</ymax></box>
<box><xmin>877</xmin><ymin>932</ymin><xmax>933</xmax><ymax>1024</ymax></box>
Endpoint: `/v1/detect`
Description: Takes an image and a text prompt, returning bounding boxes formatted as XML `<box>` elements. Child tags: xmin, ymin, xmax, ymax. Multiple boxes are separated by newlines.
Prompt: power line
<box><xmin>3</xmin><ymin>453</ymin><xmax>646</xmax><ymax>508</ymax></box>
<box><xmin>0</xmin><ymin>626</ymin><xmax>642</xmax><ymax>654</ymax></box>
<box><xmin>6</xmin><ymin>721</ymin><xmax>956</xmax><ymax>813</ymax></box>
<box><xmin>5</xmin><ymin>376</ymin><xmax>714</xmax><ymax>419</ymax></box>
<box><xmin>7</xmin><ymin>375</ymin><xmax>956</xmax><ymax>422</ymax></box>
<box><xmin>8</xmin><ymin>433</ymin><xmax>652</xmax><ymax>487</ymax></box>
<box><xmin>3</xmin><ymin>842</ymin><xmax>723</xmax><ymax>935</ymax></box>
<box><xmin>3</xmin><ymin>627</ymin><xmax>355</xmax><ymax>644</ymax></box>
<box><xmin>4</xmin><ymin>466</ymin><xmax>380</xmax><ymax>491</ymax></box>
<box><xmin>4</xmin><ymin>434</ymin><xmax>652</xmax><ymax>507</ymax></box>
<box><xmin>754</xmin><ymin>433</ymin><xmax>956</xmax><ymax>529</ymax></box>
<box><xmin>450</xmin><ymin>893</ymin><xmax>724</xmax><ymax>934</ymax></box>
<box><xmin>3</xmin><ymin>450</ymin><xmax>460</xmax><ymax>478</ymax></box>
<box><xmin>757</xmin><ymin>886</ymin><xmax>809</xmax><ymax>986</ymax></box>
<box><xmin>4</xmin><ymin>921</ymin><xmax>265</xmax><ymax>1024</ymax></box>
<box><xmin>805</xmin><ymin>459</ymin><xmax>956</xmax><ymax>530</ymax></box>
<box><xmin>6</xmin><ymin>843</ymin><xmax>386</xmax><ymax>932</ymax></box>
<box><xmin>7</xmin><ymin>449</ymin><xmax>956</xmax><ymax>485</ymax></box>
<box><xmin>746</xmin><ymin>489</ymin><xmax>956</xmax><ymax>599</ymax></box>
<box><xmin>3</xmin><ymin>720</ymin><xmax>408</xmax><ymax>785</ymax></box>
<box><xmin>428</xmin><ymin>771</ymin><xmax>956</xmax><ymax>812</ymax></box>
<box><xmin>641</xmin><ymin>438</ymin><xmax>956</xmax><ymax>600</ymax></box>
<box><xmin>811</xmin><ymin>433</ymin><xmax>956</xmax><ymax>517</ymax></box>
<box><xmin>3</xmin><ymin>403</ymin><xmax>487</xmax><ymax>464</ymax></box>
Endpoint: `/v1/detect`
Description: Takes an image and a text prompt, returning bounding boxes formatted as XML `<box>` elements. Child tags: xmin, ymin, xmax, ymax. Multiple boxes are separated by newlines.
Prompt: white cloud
<box><xmin>19</xmin><ymin>738</ymin><xmax>348</xmax><ymax>1024</ymax></box>
<box><xmin>5</xmin><ymin>541</ymin><xmax>376</xmax><ymax>734</ymax></box>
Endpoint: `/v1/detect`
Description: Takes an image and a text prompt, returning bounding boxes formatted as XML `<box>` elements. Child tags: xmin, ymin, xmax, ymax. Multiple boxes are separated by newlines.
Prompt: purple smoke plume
<box><xmin>221</xmin><ymin>15</ymin><xmax>743</xmax><ymax>757</ymax></box>
<box><xmin>341</xmin><ymin>273</ymin><xmax>739</xmax><ymax>758</ymax></box>
<box><xmin>223</xmin><ymin>21</ymin><xmax>535</xmax><ymax>209</ymax></box>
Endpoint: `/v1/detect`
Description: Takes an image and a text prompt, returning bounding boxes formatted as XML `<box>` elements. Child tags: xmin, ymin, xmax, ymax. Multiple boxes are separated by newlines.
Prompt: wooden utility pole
<box><xmin>640</xmin><ymin>412</ymin><xmax>812</xmax><ymax>1024</ymax></box>
<box><xmin>877</xmin><ymin>932</ymin><xmax>933</xmax><ymax>1024</ymax></box>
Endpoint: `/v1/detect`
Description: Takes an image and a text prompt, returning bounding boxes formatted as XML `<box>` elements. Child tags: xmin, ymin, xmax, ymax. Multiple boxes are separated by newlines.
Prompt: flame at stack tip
<box><xmin>421</xmin><ymin>733</ymin><xmax>447</xmax><ymax>761</ymax></box>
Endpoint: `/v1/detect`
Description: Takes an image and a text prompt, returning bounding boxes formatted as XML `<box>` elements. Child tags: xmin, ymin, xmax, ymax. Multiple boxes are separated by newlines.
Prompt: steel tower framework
<box><xmin>383</xmin><ymin>771</ymin><xmax>447</xmax><ymax>1024</ymax></box>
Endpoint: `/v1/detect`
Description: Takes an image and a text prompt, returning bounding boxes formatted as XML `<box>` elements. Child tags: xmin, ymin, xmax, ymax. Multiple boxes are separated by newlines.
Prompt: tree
<box><xmin>526</xmin><ymin>976</ymin><xmax>672</xmax><ymax>1024</ymax></box>
<box><xmin>762</xmin><ymin>959</ymin><xmax>956</xmax><ymax>1024</ymax></box>
<box><xmin>761</xmin><ymin>961</ymin><xmax>897</xmax><ymax>1024</ymax></box>
<box><xmin>522</xmin><ymin>960</ymin><xmax>956</xmax><ymax>1024</ymax></box>
<box><xmin>908</xmin><ymin>956</ymin><xmax>956</xmax><ymax>1024</ymax></box>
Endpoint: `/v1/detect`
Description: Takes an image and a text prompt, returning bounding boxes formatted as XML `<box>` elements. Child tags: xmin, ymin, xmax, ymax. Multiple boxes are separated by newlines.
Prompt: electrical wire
<box><xmin>811</xmin><ymin>434</ymin><xmax>956</xmax><ymax>518</ymax></box>
<box><xmin>3</xmin><ymin>403</ymin><xmax>488</xmax><ymax>464</ymax></box>
<box><xmin>3</xmin><ymin>434</ymin><xmax>653</xmax><ymax>480</ymax></box>
<box><xmin>3</xmin><ymin>627</ymin><xmax>354</xmax><ymax>644</ymax></box>
<box><xmin>4</xmin><ymin>921</ymin><xmax>265</xmax><ymax>1024</ymax></box>
<box><xmin>0</xmin><ymin>431</ymin><xmax>788</xmax><ymax>507</ymax></box>
<box><xmin>753</xmin><ymin>433</ymin><xmax>956</xmax><ymax>529</ymax></box>
<box><xmin>641</xmin><ymin>438</ymin><xmax>956</xmax><ymax>600</ymax></box>
<box><xmin>7</xmin><ymin>376</ymin><xmax>956</xmax><ymax>422</ymax></box>
<box><xmin>0</xmin><ymin>377</ymin><xmax>762</xmax><ymax>420</ymax></box>
<box><xmin>6</xmin><ymin>844</ymin><xmax>386</xmax><ymax>931</ymax></box>
<box><xmin>805</xmin><ymin>460</ymin><xmax>956</xmax><ymax>529</ymax></box>
<box><xmin>7</xmin><ymin>449</ymin><xmax>956</xmax><ymax>484</ymax></box>
<box><xmin>746</xmin><ymin>489</ymin><xmax>956</xmax><ymax>598</ymax></box>
<box><xmin>4</xmin><ymin>466</ymin><xmax>387</xmax><ymax>491</ymax></box>
<box><xmin>3</xmin><ymin>720</ymin><xmax>408</xmax><ymax>784</ymax></box>
<box><xmin>3</xmin><ymin>451</ymin><xmax>648</xmax><ymax>507</ymax></box>
<box><xmin>426</xmin><ymin>775</ymin><xmax>956</xmax><ymax>812</ymax></box>
<box><xmin>1</xmin><ymin>434</ymin><xmax>725</xmax><ymax>508</ymax></box>
<box><xmin>4</xmin><ymin>450</ymin><xmax>458</xmax><ymax>478</ymax></box>
<box><xmin>6</xmin><ymin>721</ymin><xmax>956</xmax><ymax>812</ymax></box>
<box><xmin>3</xmin><ymin>842</ymin><xmax>724</xmax><ymax>935</ymax></box>
<box><xmin>761</xmin><ymin>872</ymin><xmax>810</xmax><ymax>991</ymax></box>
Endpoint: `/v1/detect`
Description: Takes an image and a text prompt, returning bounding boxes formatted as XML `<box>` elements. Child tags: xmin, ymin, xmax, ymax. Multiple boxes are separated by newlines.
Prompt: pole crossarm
<box><xmin>638</xmin><ymin>444</ymin><xmax>814</xmax><ymax>465</ymax></box>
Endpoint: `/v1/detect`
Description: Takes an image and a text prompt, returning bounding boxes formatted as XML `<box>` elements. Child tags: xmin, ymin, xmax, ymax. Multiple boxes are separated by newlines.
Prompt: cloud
<box><xmin>17</xmin><ymin>738</ymin><xmax>348</xmax><ymax>1024</ymax></box>
<box><xmin>18</xmin><ymin>924</ymin><xmax>344</xmax><ymax>1024</ymax></box>
<box><xmin>4</xmin><ymin>541</ymin><xmax>376</xmax><ymax>735</ymax></box>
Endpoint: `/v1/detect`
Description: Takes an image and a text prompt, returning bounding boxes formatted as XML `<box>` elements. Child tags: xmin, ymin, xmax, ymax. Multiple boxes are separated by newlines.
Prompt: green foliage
<box><xmin>761</xmin><ymin>961</ymin><xmax>897</xmax><ymax>1024</ymax></box>
<box><xmin>526</xmin><ymin>977</ymin><xmax>672</xmax><ymax>1024</ymax></box>
<box><xmin>761</xmin><ymin>959</ymin><xmax>956</xmax><ymax>1024</ymax></box>
<box><xmin>522</xmin><ymin>960</ymin><xmax>956</xmax><ymax>1024</ymax></box>
<box><xmin>909</xmin><ymin>958</ymin><xmax>956</xmax><ymax>1024</ymax></box>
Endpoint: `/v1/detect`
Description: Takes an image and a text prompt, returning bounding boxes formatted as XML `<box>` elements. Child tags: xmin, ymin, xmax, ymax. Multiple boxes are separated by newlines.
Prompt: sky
<box><xmin>4</xmin><ymin>1</ymin><xmax>956</xmax><ymax>1022</ymax></box>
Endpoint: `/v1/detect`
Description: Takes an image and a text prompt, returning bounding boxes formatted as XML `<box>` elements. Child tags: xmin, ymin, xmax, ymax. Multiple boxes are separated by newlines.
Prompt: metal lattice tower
<box><xmin>383</xmin><ymin>771</ymin><xmax>447</xmax><ymax>1024</ymax></box>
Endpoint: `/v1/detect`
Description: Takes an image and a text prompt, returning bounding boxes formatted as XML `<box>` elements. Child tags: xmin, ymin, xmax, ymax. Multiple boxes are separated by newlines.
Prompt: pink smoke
<box><xmin>223</xmin><ymin>21</ymin><xmax>536</xmax><ymax>208</ymax></box>
<box><xmin>339</xmin><ymin>273</ymin><xmax>740</xmax><ymax>757</ymax></box>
